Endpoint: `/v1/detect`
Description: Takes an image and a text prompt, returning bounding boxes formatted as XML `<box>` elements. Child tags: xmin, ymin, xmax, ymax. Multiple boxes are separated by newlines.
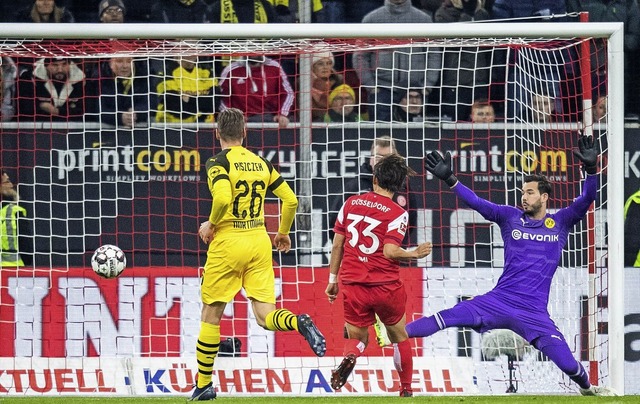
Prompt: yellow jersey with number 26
<box><xmin>205</xmin><ymin>145</ymin><xmax>297</xmax><ymax>236</ymax></box>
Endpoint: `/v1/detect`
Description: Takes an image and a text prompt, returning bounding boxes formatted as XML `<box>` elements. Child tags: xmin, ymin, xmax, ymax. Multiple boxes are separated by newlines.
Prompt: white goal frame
<box><xmin>0</xmin><ymin>21</ymin><xmax>625</xmax><ymax>395</ymax></box>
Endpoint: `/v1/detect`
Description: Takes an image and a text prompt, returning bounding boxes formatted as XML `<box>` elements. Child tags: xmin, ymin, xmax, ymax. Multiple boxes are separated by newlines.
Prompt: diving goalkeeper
<box><xmin>407</xmin><ymin>136</ymin><xmax>617</xmax><ymax>396</ymax></box>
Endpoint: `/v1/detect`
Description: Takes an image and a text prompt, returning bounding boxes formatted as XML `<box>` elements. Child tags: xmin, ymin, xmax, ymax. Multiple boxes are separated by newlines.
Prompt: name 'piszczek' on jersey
<box><xmin>205</xmin><ymin>146</ymin><xmax>297</xmax><ymax>235</ymax></box>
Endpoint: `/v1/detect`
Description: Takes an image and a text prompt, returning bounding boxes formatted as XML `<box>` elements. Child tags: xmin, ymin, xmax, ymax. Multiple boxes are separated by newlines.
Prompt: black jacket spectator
<box><xmin>150</xmin><ymin>0</ymin><xmax>211</xmax><ymax>23</ymax></box>
<box><xmin>17</xmin><ymin>58</ymin><xmax>92</xmax><ymax>122</ymax></box>
<box><xmin>1</xmin><ymin>56</ymin><xmax>17</xmax><ymax>122</ymax></box>
<box><xmin>92</xmin><ymin>57</ymin><xmax>152</xmax><ymax>127</ymax></box>
<box><xmin>435</xmin><ymin>0</ymin><xmax>492</xmax><ymax>121</ymax></box>
<box><xmin>14</xmin><ymin>0</ymin><xmax>75</xmax><ymax>22</ymax></box>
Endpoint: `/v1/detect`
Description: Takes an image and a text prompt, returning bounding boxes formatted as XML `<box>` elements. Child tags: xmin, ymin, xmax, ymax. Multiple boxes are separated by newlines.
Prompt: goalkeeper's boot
<box><xmin>331</xmin><ymin>354</ymin><xmax>357</xmax><ymax>390</ymax></box>
<box><xmin>297</xmin><ymin>314</ymin><xmax>326</xmax><ymax>357</ymax></box>
<box><xmin>399</xmin><ymin>388</ymin><xmax>414</xmax><ymax>397</ymax></box>
<box><xmin>189</xmin><ymin>382</ymin><xmax>217</xmax><ymax>401</ymax></box>
<box><xmin>579</xmin><ymin>385</ymin><xmax>619</xmax><ymax>396</ymax></box>
<box><xmin>373</xmin><ymin>314</ymin><xmax>391</xmax><ymax>347</ymax></box>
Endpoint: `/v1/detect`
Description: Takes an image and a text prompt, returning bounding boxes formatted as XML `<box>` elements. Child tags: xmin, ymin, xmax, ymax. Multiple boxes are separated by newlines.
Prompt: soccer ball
<box><xmin>91</xmin><ymin>244</ymin><xmax>127</xmax><ymax>279</ymax></box>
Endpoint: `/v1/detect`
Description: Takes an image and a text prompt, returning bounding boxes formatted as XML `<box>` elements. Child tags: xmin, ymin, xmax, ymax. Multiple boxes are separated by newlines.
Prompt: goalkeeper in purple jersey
<box><xmin>406</xmin><ymin>136</ymin><xmax>617</xmax><ymax>396</ymax></box>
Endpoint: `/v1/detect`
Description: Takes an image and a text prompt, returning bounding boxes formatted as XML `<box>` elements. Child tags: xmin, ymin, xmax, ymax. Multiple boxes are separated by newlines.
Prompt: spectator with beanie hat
<box><xmin>99</xmin><ymin>0</ymin><xmax>126</xmax><ymax>23</ymax></box>
<box><xmin>324</xmin><ymin>84</ymin><xmax>361</xmax><ymax>122</ymax></box>
<box><xmin>311</xmin><ymin>51</ymin><xmax>342</xmax><ymax>121</ymax></box>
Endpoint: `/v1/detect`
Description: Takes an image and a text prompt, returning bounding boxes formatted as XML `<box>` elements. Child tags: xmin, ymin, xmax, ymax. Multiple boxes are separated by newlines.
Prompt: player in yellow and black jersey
<box><xmin>189</xmin><ymin>108</ymin><xmax>326</xmax><ymax>401</ymax></box>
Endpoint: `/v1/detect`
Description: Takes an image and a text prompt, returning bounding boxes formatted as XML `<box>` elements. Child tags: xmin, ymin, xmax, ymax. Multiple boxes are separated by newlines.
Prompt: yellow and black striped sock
<box><xmin>195</xmin><ymin>322</ymin><xmax>220</xmax><ymax>388</ymax></box>
<box><xmin>265</xmin><ymin>308</ymin><xmax>298</xmax><ymax>331</ymax></box>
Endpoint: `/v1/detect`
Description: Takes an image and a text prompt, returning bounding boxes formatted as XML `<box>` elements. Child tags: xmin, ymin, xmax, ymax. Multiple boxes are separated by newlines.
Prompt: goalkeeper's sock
<box><xmin>265</xmin><ymin>308</ymin><xmax>298</xmax><ymax>331</ymax></box>
<box><xmin>343</xmin><ymin>339</ymin><xmax>366</xmax><ymax>357</ymax></box>
<box><xmin>540</xmin><ymin>342</ymin><xmax>591</xmax><ymax>389</ymax></box>
<box><xmin>195</xmin><ymin>322</ymin><xmax>220</xmax><ymax>388</ymax></box>
<box><xmin>405</xmin><ymin>315</ymin><xmax>440</xmax><ymax>338</ymax></box>
<box><xmin>394</xmin><ymin>339</ymin><xmax>414</xmax><ymax>390</ymax></box>
<box><xmin>569</xmin><ymin>366</ymin><xmax>591</xmax><ymax>390</ymax></box>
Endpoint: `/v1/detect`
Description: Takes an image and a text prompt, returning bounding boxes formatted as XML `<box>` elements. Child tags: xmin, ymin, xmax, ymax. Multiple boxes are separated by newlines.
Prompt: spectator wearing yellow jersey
<box><xmin>155</xmin><ymin>56</ymin><xmax>216</xmax><ymax>124</ymax></box>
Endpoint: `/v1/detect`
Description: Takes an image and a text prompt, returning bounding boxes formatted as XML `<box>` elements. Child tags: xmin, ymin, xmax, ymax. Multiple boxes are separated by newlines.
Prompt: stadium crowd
<box><xmin>0</xmin><ymin>0</ymin><xmax>639</xmax><ymax>126</ymax></box>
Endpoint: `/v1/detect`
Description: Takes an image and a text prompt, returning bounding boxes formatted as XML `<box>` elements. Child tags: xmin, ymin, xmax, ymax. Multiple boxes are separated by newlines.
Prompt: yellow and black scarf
<box><xmin>221</xmin><ymin>0</ymin><xmax>268</xmax><ymax>23</ymax></box>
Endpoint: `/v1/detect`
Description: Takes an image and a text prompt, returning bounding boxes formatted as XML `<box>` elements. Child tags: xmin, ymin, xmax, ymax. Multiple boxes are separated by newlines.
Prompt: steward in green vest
<box><xmin>1</xmin><ymin>171</ymin><xmax>26</xmax><ymax>267</ymax></box>
<box><xmin>624</xmin><ymin>189</ymin><xmax>640</xmax><ymax>267</ymax></box>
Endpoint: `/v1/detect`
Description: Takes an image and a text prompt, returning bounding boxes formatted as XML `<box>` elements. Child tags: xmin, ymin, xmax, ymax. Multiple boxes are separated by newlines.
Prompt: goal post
<box><xmin>0</xmin><ymin>21</ymin><xmax>626</xmax><ymax>396</ymax></box>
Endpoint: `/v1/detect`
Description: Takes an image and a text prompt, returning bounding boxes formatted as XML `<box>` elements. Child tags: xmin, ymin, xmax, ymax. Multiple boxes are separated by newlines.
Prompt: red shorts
<box><xmin>342</xmin><ymin>280</ymin><xmax>407</xmax><ymax>328</ymax></box>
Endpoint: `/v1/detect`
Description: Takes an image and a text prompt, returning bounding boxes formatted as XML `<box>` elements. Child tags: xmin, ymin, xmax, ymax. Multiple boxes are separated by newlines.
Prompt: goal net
<box><xmin>0</xmin><ymin>22</ymin><xmax>625</xmax><ymax>396</ymax></box>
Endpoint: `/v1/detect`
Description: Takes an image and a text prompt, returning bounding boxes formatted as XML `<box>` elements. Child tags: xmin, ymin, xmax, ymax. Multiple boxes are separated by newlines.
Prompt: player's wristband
<box><xmin>329</xmin><ymin>273</ymin><xmax>338</xmax><ymax>283</ymax></box>
<box><xmin>445</xmin><ymin>174</ymin><xmax>458</xmax><ymax>187</ymax></box>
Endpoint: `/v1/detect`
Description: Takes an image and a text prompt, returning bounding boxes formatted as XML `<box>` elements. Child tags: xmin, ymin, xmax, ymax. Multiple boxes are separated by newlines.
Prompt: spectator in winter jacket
<box><xmin>392</xmin><ymin>89</ymin><xmax>425</xmax><ymax>122</ymax></box>
<box><xmin>435</xmin><ymin>0</ymin><xmax>492</xmax><ymax>122</ymax></box>
<box><xmin>491</xmin><ymin>0</ymin><xmax>565</xmax><ymax>20</ymax></box>
<box><xmin>566</xmin><ymin>0</ymin><xmax>640</xmax><ymax>118</ymax></box>
<box><xmin>310</xmin><ymin>52</ymin><xmax>343</xmax><ymax>122</ymax></box>
<box><xmin>218</xmin><ymin>55</ymin><xmax>294</xmax><ymax>128</ymax></box>
<box><xmin>353</xmin><ymin>0</ymin><xmax>441</xmax><ymax>122</ymax></box>
<box><xmin>1</xmin><ymin>57</ymin><xmax>17</xmax><ymax>122</ymax></box>
<box><xmin>17</xmin><ymin>57</ymin><xmax>92</xmax><ymax>122</ymax></box>
<box><xmin>13</xmin><ymin>0</ymin><xmax>75</xmax><ymax>23</ymax></box>
<box><xmin>93</xmin><ymin>57</ymin><xmax>153</xmax><ymax>127</ymax></box>
<box><xmin>490</xmin><ymin>0</ymin><xmax>569</xmax><ymax>121</ymax></box>
<box><xmin>150</xmin><ymin>0</ymin><xmax>210</xmax><ymax>23</ymax></box>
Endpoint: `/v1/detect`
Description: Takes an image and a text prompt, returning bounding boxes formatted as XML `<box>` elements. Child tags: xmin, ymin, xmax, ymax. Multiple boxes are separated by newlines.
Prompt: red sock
<box><xmin>343</xmin><ymin>339</ymin><xmax>365</xmax><ymax>358</ymax></box>
<box><xmin>395</xmin><ymin>339</ymin><xmax>413</xmax><ymax>390</ymax></box>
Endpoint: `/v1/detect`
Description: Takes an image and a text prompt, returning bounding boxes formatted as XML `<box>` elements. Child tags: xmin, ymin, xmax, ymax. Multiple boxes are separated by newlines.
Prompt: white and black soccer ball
<box><xmin>91</xmin><ymin>244</ymin><xmax>127</xmax><ymax>279</ymax></box>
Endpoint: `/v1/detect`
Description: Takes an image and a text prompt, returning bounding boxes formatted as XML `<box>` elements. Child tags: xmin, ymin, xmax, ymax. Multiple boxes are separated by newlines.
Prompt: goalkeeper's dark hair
<box><xmin>523</xmin><ymin>174</ymin><xmax>552</xmax><ymax>197</ymax></box>
<box><xmin>217</xmin><ymin>108</ymin><xmax>245</xmax><ymax>141</ymax></box>
<box><xmin>373</xmin><ymin>154</ymin><xmax>416</xmax><ymax>193</ymax></box>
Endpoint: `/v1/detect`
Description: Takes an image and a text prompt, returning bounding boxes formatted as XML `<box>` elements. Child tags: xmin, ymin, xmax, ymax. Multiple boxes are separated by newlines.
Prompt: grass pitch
<box><xmin>1</xmin><ymin>396</ymin><xmax>638</xmax><ymax>404</ymax></box>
